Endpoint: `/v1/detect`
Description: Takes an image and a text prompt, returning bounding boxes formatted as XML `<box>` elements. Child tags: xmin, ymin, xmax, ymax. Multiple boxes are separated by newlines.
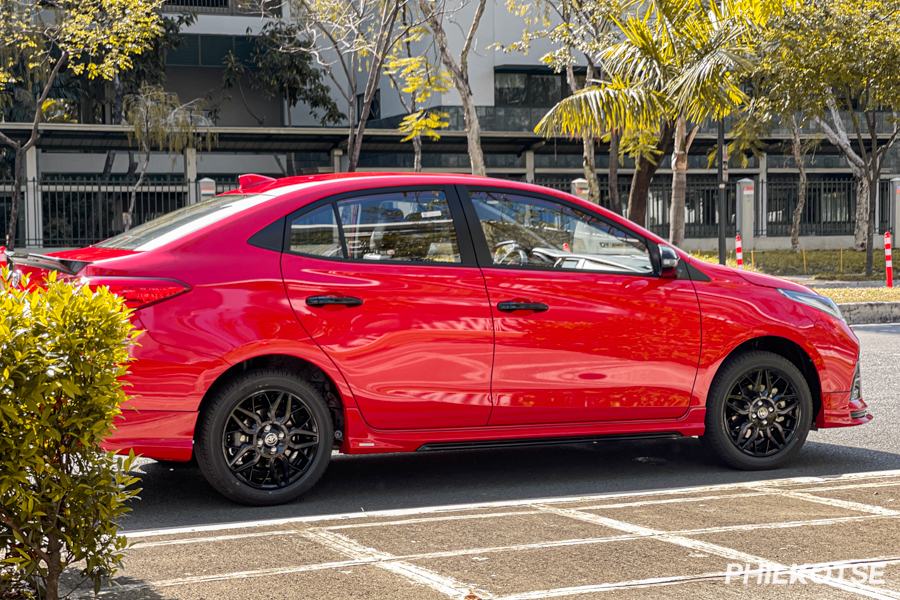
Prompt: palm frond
<box><xmin>535</xmin><ymin>80</ymin><xmax>668</xmax><ymax>139</ymax></box>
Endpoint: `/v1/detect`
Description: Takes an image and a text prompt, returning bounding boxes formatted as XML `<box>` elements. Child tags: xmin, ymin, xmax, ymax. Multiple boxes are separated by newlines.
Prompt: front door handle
<box><xmin>306</xmin><ymin>296</ymin><xmax>363</xmax><ymax>307</ymax></box>
<box><xmin>497</xmin><ymin>301</ymin><xmax>549</xmax><ymax>313</ymax></box>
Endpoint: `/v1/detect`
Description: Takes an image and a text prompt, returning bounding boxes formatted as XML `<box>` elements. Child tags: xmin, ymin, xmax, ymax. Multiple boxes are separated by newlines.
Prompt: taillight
<box><xmin>81</xmin><ymin>277</ymin><xmax>190</xmax><ymax>310</ymax></box>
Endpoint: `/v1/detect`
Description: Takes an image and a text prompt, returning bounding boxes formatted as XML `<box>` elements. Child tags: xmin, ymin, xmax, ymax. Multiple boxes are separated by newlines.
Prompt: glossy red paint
<box><xmin>11</xmin><ymin>173</ymin><xmax>865</xmax><ymax>464</ymax></box>
<box><xmin>282</xmin><ymin>255</ymin><xmax>494</xmax><ymax>430</ymax></box>
<box><xmin>482</xmin><ymin>267</ymin><xmax>701</xmax><ymax>425</ymax></box>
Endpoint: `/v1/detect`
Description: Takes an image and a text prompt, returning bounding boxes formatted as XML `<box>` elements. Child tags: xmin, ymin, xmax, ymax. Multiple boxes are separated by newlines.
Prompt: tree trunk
<box><xmin>5</xmin><ymin>147</ymin><xmax>22</xmax><ymax>249</ymax></box>
<box><xmin>126</xmin><ymin>150</ymin><xmax>151</xmax><ymax>231</ymax></box>
<box><xmin>460</xmin><ymin>93</ymin><xmax>485</xmax><ymax>176</ymax></box>
<box><xmin>95</xmin><ymin>74</ymin><xmax>125</xmax><ymax>241</ymax></box>
<box><xmin>44</xmin><ymin>533</ymin><xmax>63</xmax><ymax>600</ymax></box>
<box><xmin>582</xmin><ymin>135</ymin><xmax>599</xmax><ymax>204</ymax></box>
<box><xmin>668</xmin><ymin>116</ymin><xmax>693</xmax><ymax>247</ymax></box>
<box><xmin>609</xmin><ymin>130</ymin><xmax>621</xmax><ymax>214</ymax></box>
<box><xmin>413</xmin><ymin>135</ymin><xmax>422</xmax><ymax>172</ymax></box>
<box><xmin>853</xmin><ymin>176</ymin><xmax>869</xmax><ymax>252</ymax></box>
<box><xmin>627</xmin><ymin>121</ymin><xmax>674</xmax><ymax>227</ymax></box>
<box><xmin>789</xmin><ymin>117</ymin><xmax>807</xmax><ymax>253</ymax></box>
<box><xmin>286</xmin><ymin>107</ymin><xmax>297</xmax><ymax>176</ymax></box>
<box><xmin>866</xmin><ymin>175</ymin><xmax>877</xmax><ymax>276</ymax></box>
<box><xmin>669</xmin><ymin>171</ymin><xmax>687</xmax><ymax>247</ymax></box>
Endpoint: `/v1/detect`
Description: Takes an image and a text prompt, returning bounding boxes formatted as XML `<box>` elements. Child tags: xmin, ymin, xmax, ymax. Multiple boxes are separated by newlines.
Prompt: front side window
<box><xmin>336</xmin><ymin>190</ymin><xmax>461</xmax><ymax>263</ymax></box>
<box><xmin>470</xmin><ymin>191</ymin><xmax>653</xmax><ymax>274</ymax></box>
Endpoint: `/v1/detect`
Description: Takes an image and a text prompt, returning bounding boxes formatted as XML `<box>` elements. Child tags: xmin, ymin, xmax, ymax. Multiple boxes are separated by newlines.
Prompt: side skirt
<box><xmin>416</xmin><ymin>433</ymin><xmax>682</xmax><ymax>452</ymax></box>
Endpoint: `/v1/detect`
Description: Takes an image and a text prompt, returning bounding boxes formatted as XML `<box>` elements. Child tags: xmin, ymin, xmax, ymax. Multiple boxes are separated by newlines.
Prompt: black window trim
<box><xmin>281</xmin><ymin>184</ymin><xmax>479</xmax><ymax>267</ymax></box>
<box><xmin>454</xmin><ymin>184</ymin><xmax>664</xmax><ymax>277</ymax></box>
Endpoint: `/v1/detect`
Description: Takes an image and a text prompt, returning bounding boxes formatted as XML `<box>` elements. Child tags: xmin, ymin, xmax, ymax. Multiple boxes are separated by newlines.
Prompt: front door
<box><xmin>281</xmin><ymin>187</ymin><xmax>495</xmax><ymax>430</ymax></box>
<box><xmin>461</xmin><ymin>187</ymin><xmax>702</xmax><ymax>426</ymax></box>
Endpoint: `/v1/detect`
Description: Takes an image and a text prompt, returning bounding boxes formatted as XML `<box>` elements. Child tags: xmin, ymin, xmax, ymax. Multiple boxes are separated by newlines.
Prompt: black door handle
<box><xmin>306</xmin><ymin>296</ymin><xmax>363</xmax><ymax>307</ymax></box>
<box><xmin>497</xmin><ymin>301</ymin><xmax>549</xmax><ymax>313</ymax></box>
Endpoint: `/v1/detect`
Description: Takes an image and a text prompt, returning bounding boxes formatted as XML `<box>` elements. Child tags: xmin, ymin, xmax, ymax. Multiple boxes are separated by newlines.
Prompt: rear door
<box><xmin>458</xmin><ymin>186</ymin><xmax>702</xmax><ymax>426</ymax></box>
<box><xmin>280</xmin><ymin>186</ymin><xmax>495</xmax><ymax>430</ymax></box>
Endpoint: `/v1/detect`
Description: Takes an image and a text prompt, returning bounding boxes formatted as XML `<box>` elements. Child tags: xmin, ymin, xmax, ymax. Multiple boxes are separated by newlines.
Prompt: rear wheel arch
<box><xmin>195</xmin><ymin>354</ymin><xmax>346</xmax><ymax>447</ymax></box>
<box><xmin>717</xmin><ymin>336</ymin><xmax>822</xmax><ymax>428</ymax></box>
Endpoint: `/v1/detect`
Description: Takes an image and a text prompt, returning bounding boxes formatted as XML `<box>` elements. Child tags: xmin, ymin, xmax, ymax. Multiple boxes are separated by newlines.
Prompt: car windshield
<box><xmin>95</xmin><ymin>193</ymin><xmax>270</xmax><ymax>251</ymax></box>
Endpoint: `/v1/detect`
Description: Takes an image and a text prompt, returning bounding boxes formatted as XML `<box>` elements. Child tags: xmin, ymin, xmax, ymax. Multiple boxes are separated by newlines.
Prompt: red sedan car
<box><xmin>9</xmin><ymin>173</ymin><xmax>870</xmax><ymax>505</ymax></box>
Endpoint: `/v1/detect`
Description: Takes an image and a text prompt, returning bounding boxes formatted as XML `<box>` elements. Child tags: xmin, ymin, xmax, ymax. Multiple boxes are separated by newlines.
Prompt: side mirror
<box><xmin>659</xmin><ymin>245</ymin><xmax>679</xmax><ymax>278</ymax></box>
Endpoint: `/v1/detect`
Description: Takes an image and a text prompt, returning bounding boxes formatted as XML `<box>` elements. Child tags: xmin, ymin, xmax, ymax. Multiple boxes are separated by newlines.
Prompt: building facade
<box><xmin>1</xmin><ymin>0</ymin><xmax>898</xmax><ymax>250</ymax></box>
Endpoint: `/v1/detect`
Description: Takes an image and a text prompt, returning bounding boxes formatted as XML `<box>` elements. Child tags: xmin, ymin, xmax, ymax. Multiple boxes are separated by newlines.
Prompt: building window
<box><xmin>167</xmin><ymin>35</ymin><xmax>255</xmax><ymax>67</ymax></box>
<box><xmin>356</xmin><ymin>90</ymin><xmax>381</xmax><ymax>123</ymax></box>
<box><xmin>494</xmin><ymin>71</ymin><xmax>565</xmax><ymax>107</ymax></box>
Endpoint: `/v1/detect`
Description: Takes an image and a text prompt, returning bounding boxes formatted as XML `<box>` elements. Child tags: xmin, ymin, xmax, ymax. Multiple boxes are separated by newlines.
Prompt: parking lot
<box><xmin>65</xmin><ymin>324</ymin><xmax>900</xmax><ymax>599</ymax></box>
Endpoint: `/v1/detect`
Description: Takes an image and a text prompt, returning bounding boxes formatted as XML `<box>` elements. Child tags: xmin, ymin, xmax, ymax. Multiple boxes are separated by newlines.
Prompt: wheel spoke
<box><xmin>278</xmin><ymin>394</ymin><xmax>293</xmax><ymax>425</ymax></box>
<box><xmin>776</xmin><ymin>401</ymin><xmax>799</xmax><ymax>415</ymax></box>
<box><xmin>739</xmin><ymin>427</ymin><xmax>760</xmax><ymax>450</ymax></box>
<box><xmin>229</xmin><ymin>413</ymin><xmax>256</xmax><ymax>435</ymax></box>
<box><xmin>235</xmin><ymin>407</ymin><xmax>262</xmax><ymax>426</ymax></box>
<box><xmin>227</xmin><ymin>445</ymin><xmax>255</xmax><ymax>468</ymax></box>
<box><xmin>268</xmin><ymin>392</ymin><xmax>285</xmax><ymax>422</ymax></box>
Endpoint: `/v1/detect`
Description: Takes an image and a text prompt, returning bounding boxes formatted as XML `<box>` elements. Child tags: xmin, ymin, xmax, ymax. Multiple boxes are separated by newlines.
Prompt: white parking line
<box><xmin>497</xmin><ymin>558</ymin><xmax>900</xmax><ymax>600</ymax></box>
<box><xmin>129</xmin><ymin>513</ymin><xmax>891</xmax><ymax>550</ymax></box>
<box><xmin>534</xmin><ymin>504</ymin><xmax>900</xmax><ymax>600</ymax></box>
<box><xmin>760</xmin><ymin>488</ymin><xmax>900</xmax><ymax>516</ymax></box>
<box><xmin>303</xmin><ymin>529</ymin><xmax>490</xmax><ymax>598</ymax></box>
<box><xmin>123</xmin><ymin>469</ymin><xmax>900</xmax><ymax>538</ymax></box>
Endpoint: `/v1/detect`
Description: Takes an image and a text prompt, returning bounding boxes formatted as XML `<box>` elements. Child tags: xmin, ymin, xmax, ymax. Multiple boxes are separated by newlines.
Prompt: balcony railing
<box><xmin>161</xmin><ymin>0</ymin><xmax>281</xmax><ymax>17</ymax></box>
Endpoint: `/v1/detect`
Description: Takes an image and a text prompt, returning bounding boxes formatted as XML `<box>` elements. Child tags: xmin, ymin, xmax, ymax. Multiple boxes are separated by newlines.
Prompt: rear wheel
<box><xmin>196</xmin><ymin>369</ymin><xmax>333</xmax><ymax>506</ymax></box>
<box><xmin>701</xmin><ymin>351</ymin><xmax>813</xmax><ymax>470</ymax></box>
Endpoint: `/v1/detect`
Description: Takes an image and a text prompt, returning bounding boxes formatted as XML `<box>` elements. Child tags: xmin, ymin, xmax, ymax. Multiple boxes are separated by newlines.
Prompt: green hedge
<box><xmin>0</xmin><ymin>271</ymin><xmax>140</xmax><ymax>600</ymax></box>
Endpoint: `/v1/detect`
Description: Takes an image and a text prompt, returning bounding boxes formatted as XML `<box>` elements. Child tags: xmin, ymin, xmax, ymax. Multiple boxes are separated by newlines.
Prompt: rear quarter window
<box><xmin>95</xmin><ymin>194</ymin><xmax>270</xmax><ymax>251</ymax></box>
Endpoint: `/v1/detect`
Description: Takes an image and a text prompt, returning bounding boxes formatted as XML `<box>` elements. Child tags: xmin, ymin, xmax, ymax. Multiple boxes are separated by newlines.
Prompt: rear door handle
<box><xmin>306</xmin><ymin>296</ymin><xmax>363</xmax><ymax>307</ymax></box>
<box><xmin>497</xmin><ymin>301</ymin><xmax>549</xmax><ymax>313</ymax></box>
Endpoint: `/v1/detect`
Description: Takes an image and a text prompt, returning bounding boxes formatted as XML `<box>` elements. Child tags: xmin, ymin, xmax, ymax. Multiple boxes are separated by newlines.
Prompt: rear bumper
<box><xmin>103</xmin><ymin>409</ymin><xmax>197</xmax><ymax>461</ymax></box>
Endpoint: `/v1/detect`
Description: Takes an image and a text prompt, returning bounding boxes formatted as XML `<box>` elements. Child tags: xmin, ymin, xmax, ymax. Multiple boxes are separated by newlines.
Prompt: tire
<box><xmin>701</xmin><ymin>351</ymin><xmax>813</xmax><ymax>470</ymax></box>
<box><xmin>196</xmin><ymin>369</ymin><xmax>333</xmax><ymax>506</ymax></box>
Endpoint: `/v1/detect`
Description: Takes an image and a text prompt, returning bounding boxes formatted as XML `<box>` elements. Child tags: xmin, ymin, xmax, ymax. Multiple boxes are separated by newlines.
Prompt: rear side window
<box><xmin>96</xmin><ymin>194</ymin><xmax>268</xmax><ymax>251</ymax></box>
<box><xmin>289</xmin><ymin>204</ymin><xmax>343</xmax><ymax>258</ymax></box>
<box><xmin>288</xmin><ymin>190</ymin><xmax>461</xmax><ymax>264</ymax></box>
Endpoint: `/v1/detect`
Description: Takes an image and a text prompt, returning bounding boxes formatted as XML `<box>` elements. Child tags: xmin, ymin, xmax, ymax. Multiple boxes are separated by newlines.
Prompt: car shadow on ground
<box><xmin>120</xmin><ymin>435</ymin><xmax>900</xmax><ymax>532</ymax></box>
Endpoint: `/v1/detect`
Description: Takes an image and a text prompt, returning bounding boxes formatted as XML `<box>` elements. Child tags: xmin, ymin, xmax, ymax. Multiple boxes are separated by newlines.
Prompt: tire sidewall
<box><xmin>197</xmin><ymin>370</ymin><xmax>334</xmax><ymax>506</ymax></box>
<box><xmin>704</xmin><ymin>352</ymin><xmax>813</xmax><ymax>470</ymax></box>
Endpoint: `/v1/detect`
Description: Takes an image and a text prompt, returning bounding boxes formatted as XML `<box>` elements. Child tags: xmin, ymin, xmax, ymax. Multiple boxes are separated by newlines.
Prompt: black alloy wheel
<box><xmin>223</xmin><ymin>389</ymin><xmax>320</xmax><ymax>489</ymax></box>
<box><xmin>197</xmin><ymin>369</ymin><xmax>333</xmax><ymax>506</ymax></box>
<box><xmin>702</xmin><ymin>351</ymin><xmax>813</xmax><ymax>470</ymax></box>
<box><xmin>724</xmin><ymin>368</ymin><xmax>802</xmax><ymax>457</ymax></box>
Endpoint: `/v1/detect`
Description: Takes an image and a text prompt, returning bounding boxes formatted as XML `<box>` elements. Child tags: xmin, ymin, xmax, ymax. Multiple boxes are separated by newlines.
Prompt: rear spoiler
<box><xmin>5</xmin><ymin>251</ymin><xmax>91</xmax><ymax>276</ymax></box>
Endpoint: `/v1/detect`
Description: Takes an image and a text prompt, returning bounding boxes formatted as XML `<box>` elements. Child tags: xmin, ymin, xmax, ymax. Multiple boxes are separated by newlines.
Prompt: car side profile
<box><xmin>8</xmin><ymin>173</ymin><xmax>870</xmax><ymax>506</ymax></box>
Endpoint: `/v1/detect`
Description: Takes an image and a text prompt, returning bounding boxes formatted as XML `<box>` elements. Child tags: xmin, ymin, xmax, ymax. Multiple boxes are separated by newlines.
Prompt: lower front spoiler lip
<box><xmin>850</xmin><ymin>409</ymin><xmax>870</xmax><ymax>420</ymax></box>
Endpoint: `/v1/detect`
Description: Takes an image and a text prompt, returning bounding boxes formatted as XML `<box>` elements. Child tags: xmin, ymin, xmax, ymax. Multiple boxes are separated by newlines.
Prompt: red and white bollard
<box><xmin>0</xmin><ymin>246</ymin><xmax>6</xmax><ymax>270</ymax></box>
<box><xmin>735</xmin><ymin>235</ymin><xmax>744</xmax><ymax>270</ymax></box>
<box><xmin>886</xmin><ymin>232</ymin><xmax>893</xmax><ymax>288</ymax></box>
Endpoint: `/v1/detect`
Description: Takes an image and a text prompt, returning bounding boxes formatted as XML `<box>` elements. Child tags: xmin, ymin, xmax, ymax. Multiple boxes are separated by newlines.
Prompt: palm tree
<box><xmin>536</xmin><ymin>0</ymin><xmax>758</xmax><ymax>246</ymax></box>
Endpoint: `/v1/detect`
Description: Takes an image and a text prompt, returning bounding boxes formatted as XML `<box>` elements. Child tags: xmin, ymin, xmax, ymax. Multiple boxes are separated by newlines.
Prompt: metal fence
<box><xmin>757</xmin><ymin>178</ymin><xmax>893</xmax><ymax>238</ymax></box>
<box><xmin>162</xmin><ymin>0</ymin><xmax>281</xmax><ymax>16</ymax></box>
<box><xmin>1</xmin><ymin>179</ymin><xmax>238</xmax><ymax>248</ymax></box>
<box><xmin>534</xmin><ymin>176</ymin><xmax>737</xmax><ymax>239</ymax></box>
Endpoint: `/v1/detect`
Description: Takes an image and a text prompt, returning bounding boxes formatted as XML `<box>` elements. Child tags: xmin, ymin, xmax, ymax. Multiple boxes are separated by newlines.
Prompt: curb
<box><xmin>837</xmin><ymin>302</ymin><xmax>900</xmax><ymax>325</ymax></box>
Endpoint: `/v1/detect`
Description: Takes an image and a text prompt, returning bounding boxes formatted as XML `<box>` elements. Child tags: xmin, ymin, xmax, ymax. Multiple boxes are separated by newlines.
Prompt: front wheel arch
<box><xmin>712</xmin><ymin>336</ymin><xmax>822</xmax><ymax>429</ymax></box>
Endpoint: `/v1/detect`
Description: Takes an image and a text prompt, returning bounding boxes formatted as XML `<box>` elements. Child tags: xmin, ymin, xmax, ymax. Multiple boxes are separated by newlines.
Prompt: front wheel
<box><xmin>196</xmin><ymin>369</ymin><xmax>333</xmax><ymax>506</ymax></box>
<box><xmin>701</xmin><ymin>351</ymin><xmax>813</xmax><ymax>470</ymax></box>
